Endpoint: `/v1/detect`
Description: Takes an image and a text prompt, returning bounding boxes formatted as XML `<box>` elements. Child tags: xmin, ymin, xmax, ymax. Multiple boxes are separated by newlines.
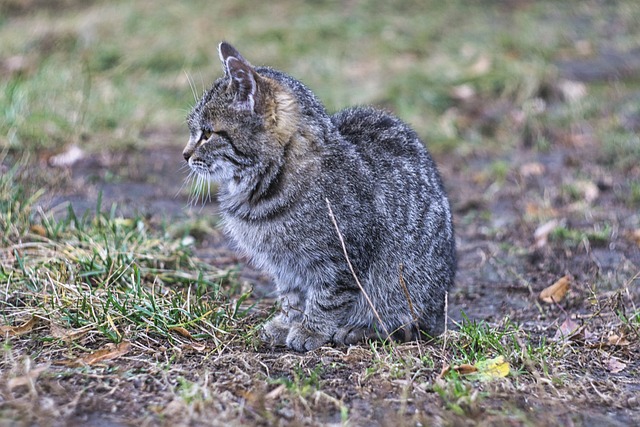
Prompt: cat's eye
<box><xmin>201</xmin><ymin>129</ymin><xmax>213</xmax><ymax>141</ymax></box>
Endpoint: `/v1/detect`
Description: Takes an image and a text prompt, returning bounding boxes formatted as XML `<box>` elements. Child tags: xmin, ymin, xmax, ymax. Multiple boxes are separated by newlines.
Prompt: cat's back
<box><xmin>331</xmin><ymin>106</ymin><xmax>445</xmax><ymax>193</ymax></box>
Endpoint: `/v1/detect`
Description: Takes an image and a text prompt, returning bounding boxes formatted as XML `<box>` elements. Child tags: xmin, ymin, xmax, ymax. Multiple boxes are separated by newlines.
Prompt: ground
<box><xmin>1</xmin><ymin>1</ymin><xmax>639</xmax><ymax>426</ymax></box>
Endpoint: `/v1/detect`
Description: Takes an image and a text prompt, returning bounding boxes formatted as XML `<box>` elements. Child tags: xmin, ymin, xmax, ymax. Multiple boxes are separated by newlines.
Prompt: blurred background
<box><xmin>2</xmin><ymin>0</ymin><xmax>639</xmax><ymax>160</ymax></box>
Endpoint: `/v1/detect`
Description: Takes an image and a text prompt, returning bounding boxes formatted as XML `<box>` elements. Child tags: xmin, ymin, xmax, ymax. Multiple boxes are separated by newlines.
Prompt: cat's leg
<box><xmin>285</xmin><ymin>283</ymin><xmax>358</xmax><ymax>352</ymax></box>
<box><xmin>261</xmin><ymin>290</ymin><xmax>305</xmax><ymax>346</ymax></box>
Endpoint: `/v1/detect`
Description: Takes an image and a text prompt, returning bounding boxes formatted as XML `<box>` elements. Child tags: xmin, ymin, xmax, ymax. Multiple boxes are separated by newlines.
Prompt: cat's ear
<box><xmin>218</xmin><ymin>42</ymin><xmax>259</xmax><ymax>113</ymax></box>
<box><xmin>218</xmin><ymin>42</ymin><xmax>251</xmax><ymax>74</ymax></box>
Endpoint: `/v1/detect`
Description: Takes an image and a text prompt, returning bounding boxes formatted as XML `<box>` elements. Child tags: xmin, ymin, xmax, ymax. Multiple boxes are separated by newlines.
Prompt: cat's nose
<box><xmin>183</xmin><ymin>148</ymin><xmax>194</xmax><ymax>162</ymax></box>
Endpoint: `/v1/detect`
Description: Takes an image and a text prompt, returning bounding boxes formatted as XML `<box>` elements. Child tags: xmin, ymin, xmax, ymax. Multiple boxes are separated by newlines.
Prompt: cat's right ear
<box><xmin>218</xmin><ymin>42</ymin><xmax>260</xmax><ymax>113</ymax></box>
<box><xmin>218</xmin><ymin>42</ymin><xmax>249</xmax><ymax>75</ymax></box>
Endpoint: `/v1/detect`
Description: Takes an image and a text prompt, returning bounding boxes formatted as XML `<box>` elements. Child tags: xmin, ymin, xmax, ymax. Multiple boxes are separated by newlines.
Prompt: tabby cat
<box><xmin>184</xmin><ymin>42</ymin><xmax>456</xmax><ymax>352</ymax></box>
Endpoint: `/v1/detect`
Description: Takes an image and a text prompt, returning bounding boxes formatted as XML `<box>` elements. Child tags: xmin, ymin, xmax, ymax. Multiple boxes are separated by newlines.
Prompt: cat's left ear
<box><xmin>218</xmin><ymin>42</ymin><xmax>259</xmax><ymax>113</ymax></box>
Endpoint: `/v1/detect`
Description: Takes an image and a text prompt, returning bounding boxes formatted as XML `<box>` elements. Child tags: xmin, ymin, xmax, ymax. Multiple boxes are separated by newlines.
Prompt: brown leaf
<box><xmin>540</xmin><ymin>275</ymin><xmax>571</xmax><ymax>303</ymax></box>
<box><xmin>438</xmin><ymin>364</ymin><xmax>451</xmax><ymax>379</ymax></box>
<box><xmin>186</xmin><ymin>342</ymin><xmax>206</xmax><ymax>352</ymax></box>
<box><xmin>552</xmin><ymin>317</ymin><xmax>583</xmax><ymax>342</ymax></box>
<box><xmin>0</xmin><ymin>316</ymin><xmax>38</xmax><ymax>337</ymax></box>
<box><xmin>453</xmin><ymin>364</ymin><xmax>479</xmax><ymax>375</ymax></box>
<box><xmin>30</xmin><ymin>224</ymin><xmax>47</xmax><ymax>237</ymax></box>
<box><xmin>439</xmin><ymin>363</ymin><xmax>478</xmax><ymax>378</ymax></box>
<box><xmin>67</xmin><ymin>341</ymin><xmax>131</xmax><ymax>366</ymax></box>
<box><xmin>169</xmin><ymin>326</ymin><xmax>194</xmax><ymax>339</ymax></box>
<box><xmin>49</xmin><ymin>322</ymin><xmax>88</xmax><ymax>342</ymax></box>
<box><xmin>630</xmin><ymin>229</ymin><xmax>640</xmax><ymax>247</ymax></box>
<box><xmin>607</xmin><ymin>334</ymin><xmax>631</xmax><ymax>347</ymax></box>
<box><xmin>605</xmin><ymin>356</ymin><xmax>626</xmax><ymax>373</ymax></box>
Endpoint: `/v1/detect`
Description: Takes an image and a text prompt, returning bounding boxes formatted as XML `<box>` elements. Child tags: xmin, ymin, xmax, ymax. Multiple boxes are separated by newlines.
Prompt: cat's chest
<box><xmin>222</xmin><ymin>215</ymin><xmax>296</xmax><ymax>264</ymax></box>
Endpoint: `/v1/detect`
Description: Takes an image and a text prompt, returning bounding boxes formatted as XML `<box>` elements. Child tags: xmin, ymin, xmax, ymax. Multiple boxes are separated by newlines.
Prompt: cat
<box><xmin>184</xmin><ymin>42</ymin><xmax>456</xmax><ymax>352</ymax></box>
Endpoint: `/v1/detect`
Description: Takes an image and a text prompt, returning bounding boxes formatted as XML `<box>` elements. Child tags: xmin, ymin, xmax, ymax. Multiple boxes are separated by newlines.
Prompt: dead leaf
<box><xmin>64</xmin><ymin>341</ymin><xmax>131</xmax><ymax>366</ymax></box>
<box><xmin>265</xmin><ymin>384</ymin><xmax>286</xmax><ymax>400</ymax></box>
<box><xmin>553</xmin><ymin>317</ymin><xmax>582</xmax><ymax>342</ymax></box>
<box><xmin>630</xmin><ymin>229</ymin><xmax>640</xmax><ymax>247</ymax></box>
<box><xmin>453</xmin><ymin>364</ymin><xmax>478</xmax><ymax>375</ymax></box>
<box><xmin>440</xmin><ymin>357</ymin><xmax>510</xmax><ymax>382</ymax></box>
<box><xmin>439</xmin><ymin>363</ymin><xmax>477</xmax><ymax>378</ymax></box>
<box><xmin>438</xmin><ymin>364</ymin><xmax>451</xmax><ymax>379</ymax></box>
<box><xmin>169</xmin><ymin>326</ymin><xmax>194</xmax><ymax>339</ymax></box>
<box><xmin>605</xmin><ymin>356</ymin><xmax>626</xmax><ymax>373</ymax></box>
<box><xmin>30</xmin><ymin>224</ymin><xmax>47</xmax><ymax>237</ymax></box>
<box><xmin>540</xmin><ymin>275</ymin><xmax>571</xmax><ymax>303</ymax></box>
<box><xmin>49</xmin><ymin>322</ymin><xmax>88</xmax><ymax>342</ymax></box>
<box><xmin>525</xmin><ymin>203</ymin><xmax>559</xmax><ymax>220</ymax></box>
<box><xmin>186</xmin><ymin>342</ymin><xmax>206</xmax><ymax>352</ymax></box>
<box><xmin>534</xmin><ymin>219</ymin><xmax>560</xmax><ymax>248</ymax></box>
<box><xmin>607</xmin><ymin>334</ymin><xmax>631</xmax><ymax>347</ymax></box>
<box><xmin>0</xmin><ymin>316</ymin><xmax>38</xmax><ymax>337</ymax></box>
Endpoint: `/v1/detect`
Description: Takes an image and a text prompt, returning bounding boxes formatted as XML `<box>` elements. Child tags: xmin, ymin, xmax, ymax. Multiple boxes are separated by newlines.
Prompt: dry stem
<box><xmin>325</xmin><ymin>198</ymin><xmax>391</xmax><ymax>340</ymax></box>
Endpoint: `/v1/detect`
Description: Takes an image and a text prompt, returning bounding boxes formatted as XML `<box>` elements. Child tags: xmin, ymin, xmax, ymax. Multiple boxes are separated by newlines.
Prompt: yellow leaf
<box><xmin>540</xmin><ymin>275</ymin><xmax>571</xmax><ymax>303</ymax></box>
<box><xmin>469</xmin><ymin>356</ymin><xmax>510</xmax><ymax>381</ymax></box>
<box><xmin>441</xmin><ymin>357</ymin><xmax>510</xmax><ymax>381</ymax></box>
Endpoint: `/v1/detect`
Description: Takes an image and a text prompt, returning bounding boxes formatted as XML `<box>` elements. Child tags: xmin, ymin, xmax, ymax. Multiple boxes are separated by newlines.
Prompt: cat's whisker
<box><xmin>176</xmin><ymin>169</ymin><xmax>195</xmax><ymax>200</ymax></box>
<box><xmin>188</xmin><ymin>173</ymin><xmax>200</xmax><ymax>207</ymax></box>
<box><xmin>185</xmin><ymin>70</ymin><xmax>198</xmax><ymax>104</ymax></box>
<box><xmin>194</xmin><ymin>174</ymin><xmax>204</xmax><ymax>207</ymax></box>
<box><xmin>206</xmin><ymin>177</ymin><xmax>212</xmax><ymax>204</ymax></box>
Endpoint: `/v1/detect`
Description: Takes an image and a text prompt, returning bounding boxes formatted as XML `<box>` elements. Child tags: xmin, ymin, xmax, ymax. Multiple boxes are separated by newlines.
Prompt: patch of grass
<box><xmin>550</xmin><ymin>223</ymin><xmax>611</xmax><ymax>247</ymax></box>
<box><xmin>270</xmin><ymin>363</ymin><xmax>323</xmax><ymax>399</ymax></box>
<box><xmin>0</xmin><ymin>161</ymin><xmax>253</xmax><ymax>353</ymax></box>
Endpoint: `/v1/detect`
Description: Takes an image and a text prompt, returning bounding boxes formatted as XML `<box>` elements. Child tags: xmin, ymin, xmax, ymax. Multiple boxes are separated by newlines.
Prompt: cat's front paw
<box><xmin>261</xmin><ymin>317</ymin><xmax>293</xmax><ymax>347</ymax></box>
<box><xmin>286</xmin><ymin>324</ymin><xmax>331</xmax><ymax>352</ymax></box>
<box><xmin>333</xmin><ymin>326</ymin><xmax>380</xmax><ymax>346</ymax></box>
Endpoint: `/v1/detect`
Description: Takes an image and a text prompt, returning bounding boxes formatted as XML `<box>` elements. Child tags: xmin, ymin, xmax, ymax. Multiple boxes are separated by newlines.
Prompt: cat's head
<box><xmin>183</xmin><ymin>42</ymin><xmax>301</xmax><ymax>186</ymax></box>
